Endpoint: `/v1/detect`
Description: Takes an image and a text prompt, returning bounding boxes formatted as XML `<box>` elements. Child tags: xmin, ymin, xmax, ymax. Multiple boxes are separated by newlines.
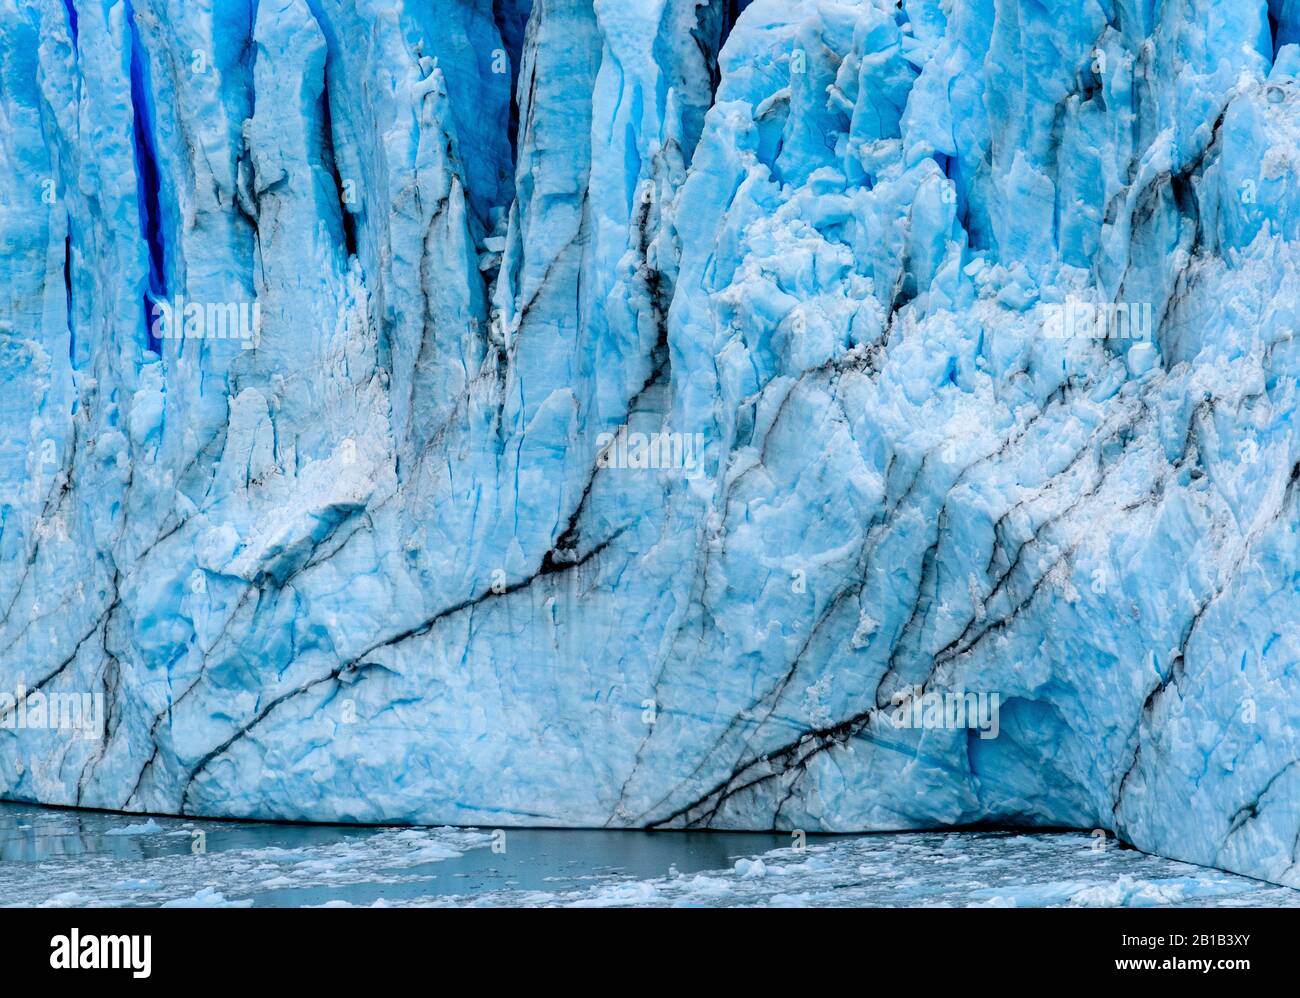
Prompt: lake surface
<box><xmin>2</xmin><ymin>803</ymin><xmax>1298</xmax><ymax>907</ymax></box>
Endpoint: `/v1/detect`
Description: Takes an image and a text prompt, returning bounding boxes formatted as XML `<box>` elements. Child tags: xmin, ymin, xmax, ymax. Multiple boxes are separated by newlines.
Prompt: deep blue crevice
<box><xmin>691</xmin><ymin>0</ymin><xmax>755</xmax><ymax>113</ymax></box>
<box><xmin>1269</xmin><ymin>1</ymin><xmax>1287</xmax><ymax>59</ymax></box>
<box><xmin>720</xmin><ymin>0</ymin><xmax>754</xmax><ymax>49</ymax></box>
<box><xmin>62</xmin><ymin>0</ymin><xmax>78</xmax><ymax>46</ymax></box>
<box><xmin>318</xmin><ymin>75</ymin><xmax>358</xmax><ymax>258</ymax></box>
<box><xmin>492</xmin><ymin>0</ymin><xmax>532</xmax><ymax>166</ymax></box>
<box><xmin>301</xmin><ymin>0</ymin><xmax>359</xmax><ymax>260</ymax></box>
<box><xmin>64</xmin><ymin>227</ymin><xmax>75</xmax><ymax>365</ymax></box>
<box><xmin>1268</xmin><ymin>1</ymin><xmax>1300</xmax><ymax>57</ymax></box>
<box><xmin>127</xmin><ymin>3</ymin><xmax>167</xmax><ymax>354</ymax></box>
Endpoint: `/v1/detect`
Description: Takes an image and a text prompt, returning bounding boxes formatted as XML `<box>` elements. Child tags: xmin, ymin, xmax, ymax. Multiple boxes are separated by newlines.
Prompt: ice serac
<box><xmin>3</xmin><ymin>0</ymin><xmax>1300</xmax><ymax>887</ymax></box>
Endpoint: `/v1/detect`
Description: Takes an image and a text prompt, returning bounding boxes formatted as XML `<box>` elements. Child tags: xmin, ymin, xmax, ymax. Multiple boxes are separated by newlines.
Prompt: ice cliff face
<box><xmin>4</xmin><ymin>0</ymin><xmax>1300</xmax><ymax>888</ymax></box>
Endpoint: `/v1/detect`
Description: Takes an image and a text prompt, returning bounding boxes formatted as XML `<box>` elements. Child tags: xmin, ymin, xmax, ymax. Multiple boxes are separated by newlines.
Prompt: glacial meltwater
<box><xmin>3</xmin><ymin>804</ymin><xmax>1298</xmax><ymax>908</ymax></box>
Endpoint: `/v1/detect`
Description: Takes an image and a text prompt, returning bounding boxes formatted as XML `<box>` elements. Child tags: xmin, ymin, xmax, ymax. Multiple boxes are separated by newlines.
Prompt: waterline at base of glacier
<box><xmin>3</xmin><ymin>803</ymin><xmax>1297</xmax><ymax>909</ymax></box>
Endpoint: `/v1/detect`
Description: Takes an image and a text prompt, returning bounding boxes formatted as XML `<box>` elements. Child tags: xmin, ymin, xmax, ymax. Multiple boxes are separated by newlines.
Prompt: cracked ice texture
<box><xmin>3</xmin><ymin>0</ymin><xmax>1300</xmax><ymax>889</ymax></box>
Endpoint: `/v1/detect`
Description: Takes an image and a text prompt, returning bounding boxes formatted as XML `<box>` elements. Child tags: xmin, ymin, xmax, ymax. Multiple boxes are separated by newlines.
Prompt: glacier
<box><xmin>3</xmin><ymin>0</ymin><xmax>1300</xmax><ymax>891</ymax></box>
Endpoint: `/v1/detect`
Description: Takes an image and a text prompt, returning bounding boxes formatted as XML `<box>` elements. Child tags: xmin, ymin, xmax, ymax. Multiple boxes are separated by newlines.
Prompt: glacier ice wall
<box><xmin>3</xmin><ymin>0</ymin><xmax>1300</xmax><ymax>888</ymax></box>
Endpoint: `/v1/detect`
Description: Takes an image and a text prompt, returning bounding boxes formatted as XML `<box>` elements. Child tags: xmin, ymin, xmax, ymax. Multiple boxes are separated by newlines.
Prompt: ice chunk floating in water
<box><xmin>3</xmin><ymin>0</ymin><xmax>1300</xmax><ymax>892</ymax></box>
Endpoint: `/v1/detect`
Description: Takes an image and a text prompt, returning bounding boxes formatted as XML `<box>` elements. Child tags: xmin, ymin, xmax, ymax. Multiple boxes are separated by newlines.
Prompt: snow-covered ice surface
<box><xmin>5</xmin><ymin>0</ymin><xmax>1300</xmax><ymax>892</ymax></box>
<box><xmin>2</xmin><ymin>804</ymin><xmax>1298</xmax><ymax>908</ymax></box>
